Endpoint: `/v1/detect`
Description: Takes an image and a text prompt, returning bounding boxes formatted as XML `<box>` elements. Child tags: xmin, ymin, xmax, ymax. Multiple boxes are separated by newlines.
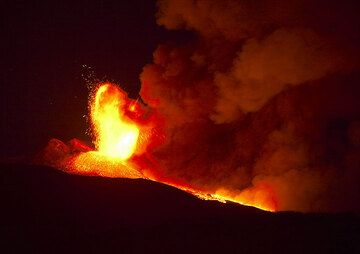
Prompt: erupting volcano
<box><xmin>38</xmin><ymin>0</ymin><xmax>360</xmax><ymax>214</ymax></box>
<box><xmin>43</xmin><ymin>83</ymin><xmax>277</xmax><ymax>211</ymax></box>
<box><xmin>4</xmin><ymin>1</ymin><xmax>360</xmax><ymax>253</ymax></box>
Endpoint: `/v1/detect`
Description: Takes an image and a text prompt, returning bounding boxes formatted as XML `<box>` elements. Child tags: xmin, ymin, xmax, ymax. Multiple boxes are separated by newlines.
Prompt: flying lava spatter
<box><xmin>62</xmin><ymin>83</ymin><xmax>276</xmax><ymax>212</ymax></box>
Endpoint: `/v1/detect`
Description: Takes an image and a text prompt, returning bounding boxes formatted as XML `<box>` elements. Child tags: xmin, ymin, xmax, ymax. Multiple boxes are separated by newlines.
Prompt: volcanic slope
<box><xmin>1</xmin><ymin>163</ymin><xmax>359</xmax><ymax>253</ymax></box>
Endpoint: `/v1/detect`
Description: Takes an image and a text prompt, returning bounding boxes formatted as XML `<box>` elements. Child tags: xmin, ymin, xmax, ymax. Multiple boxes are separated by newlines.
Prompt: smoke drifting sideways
<box><xmin>139</xmin><ymin>0</ymin><xmax>360</xmax><ymax>212</ymax></box>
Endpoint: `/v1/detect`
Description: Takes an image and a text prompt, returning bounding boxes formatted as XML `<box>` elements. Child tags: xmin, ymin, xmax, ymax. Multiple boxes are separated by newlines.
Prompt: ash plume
<box><xmin>140</xmin><ymin>0</ymin><xmax>360</xmax><ymax>212</ymax></box>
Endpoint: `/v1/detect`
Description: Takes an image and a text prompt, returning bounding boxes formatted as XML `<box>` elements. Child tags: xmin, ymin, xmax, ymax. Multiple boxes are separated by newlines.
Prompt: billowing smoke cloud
<box><xmin>140</xmin><ymin>0</ymin><xmax>360</xmax><ymax>212</ymax></box>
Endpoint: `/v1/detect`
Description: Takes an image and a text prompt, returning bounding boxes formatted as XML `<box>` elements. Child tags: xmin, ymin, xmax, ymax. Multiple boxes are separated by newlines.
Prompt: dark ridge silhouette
<box><xmin>1</xmin><ymin>163</ymin><xmax>359</xmax><ymax>253</ymax></box>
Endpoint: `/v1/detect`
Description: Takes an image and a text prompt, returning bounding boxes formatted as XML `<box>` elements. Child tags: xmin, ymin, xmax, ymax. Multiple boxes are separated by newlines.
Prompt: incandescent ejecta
<box><xmin>41</xmin><ymin>0</ymin><xmax>360</xmax><ymax>213</ymax></box>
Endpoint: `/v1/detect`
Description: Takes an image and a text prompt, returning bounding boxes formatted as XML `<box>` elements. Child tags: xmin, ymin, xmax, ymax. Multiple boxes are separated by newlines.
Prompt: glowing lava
<box><xmin>59</xmin><ymin>83</ymin><xmax>276</xmax><ymax>211</ymax></box>
<box><xmin>92</xmin><ymin>84</ymin><xmax>139</xmax><ymax>160</ymax></box>
<box><xmin>69</xmin><ymin>83</ymin><xmax>143</xmax><ymax>178</ymax></box>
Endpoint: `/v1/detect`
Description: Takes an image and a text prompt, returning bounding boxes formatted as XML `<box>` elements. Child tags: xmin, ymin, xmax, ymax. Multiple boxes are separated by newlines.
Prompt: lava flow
<box><xmin>43</xmin><ymin>83</ymin><xmax>276</xmax><ymax>212</ymax></box>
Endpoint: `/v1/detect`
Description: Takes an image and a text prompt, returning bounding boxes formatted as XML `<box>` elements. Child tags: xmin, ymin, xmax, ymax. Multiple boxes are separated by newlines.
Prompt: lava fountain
<box><xmin>67</xmin><ymin>83</ymin><xmax>146</xmax><ymax>178</ymax></box>
<box><xmin>92</xmin><ymin>84</ymin><xmax>139</xmax><ymax>160</ymax></box>
<box><xmin>43</xmin><ymin>83</ymin><xmax>276</xmax><ymax>212</ymax></box>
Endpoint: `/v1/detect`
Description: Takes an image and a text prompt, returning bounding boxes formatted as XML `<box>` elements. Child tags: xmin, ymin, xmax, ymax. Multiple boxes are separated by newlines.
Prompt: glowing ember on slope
<box><xmin>154</xmin><ymin>176</ymin><xmax>277</xmax><ymax>212</ymax></box>
<box><xmin>211</xmin><ymin>185</ymin><xmax>278</xmax><ymax>212</ymax></box>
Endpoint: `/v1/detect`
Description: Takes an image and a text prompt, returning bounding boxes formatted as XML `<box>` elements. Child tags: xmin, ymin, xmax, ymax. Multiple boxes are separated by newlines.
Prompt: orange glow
<box><xmin>211</xmin><ymin>185</ymin><xmax>278</xmax><ymax>212</ymax></box>
<box><xmin>67</xmin><ymin>83</ymin><xmax>276</xmax><ymax>212</ymax></box>
<box><xmin>71</xmin><ymin>151</ymin><xmax>142</xmax><ymax>178</ymax></box>
<box><xmin>158</xmin><ymin>179</ymin><xmax>277</xmax><ymax>212</ymax></box>
<box><xmin>129</xmin><ymin>103</ymin><xmax>136</xmax><ymax>112</ymax></box>
<box><xmin>69</xmin><ymin>83</ymin><xmax>144</xmax><ymax>178</ymax></box>
<box><xmin>91</xmin><ymin>84</ymin><xmax>139</xmax><ymax>160</ymax></box>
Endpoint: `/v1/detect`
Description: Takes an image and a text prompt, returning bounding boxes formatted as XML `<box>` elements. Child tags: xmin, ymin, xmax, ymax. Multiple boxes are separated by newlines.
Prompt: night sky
<box><xmin>2</xmin><ymin>0</ymin><xmax>190</xmax><ymax>157</ymax></box>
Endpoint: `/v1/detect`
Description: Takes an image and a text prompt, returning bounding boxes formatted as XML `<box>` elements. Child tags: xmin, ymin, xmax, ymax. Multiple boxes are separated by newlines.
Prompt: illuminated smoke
<box><xmin>39</xmin><ymin>0</ymin><xmax>360</xmax><ymax>212</ymax></box>
<box><xmin>139</xmin><ymin>0</ymin><xmax>360</xmax><ymax>212</ymax></box>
